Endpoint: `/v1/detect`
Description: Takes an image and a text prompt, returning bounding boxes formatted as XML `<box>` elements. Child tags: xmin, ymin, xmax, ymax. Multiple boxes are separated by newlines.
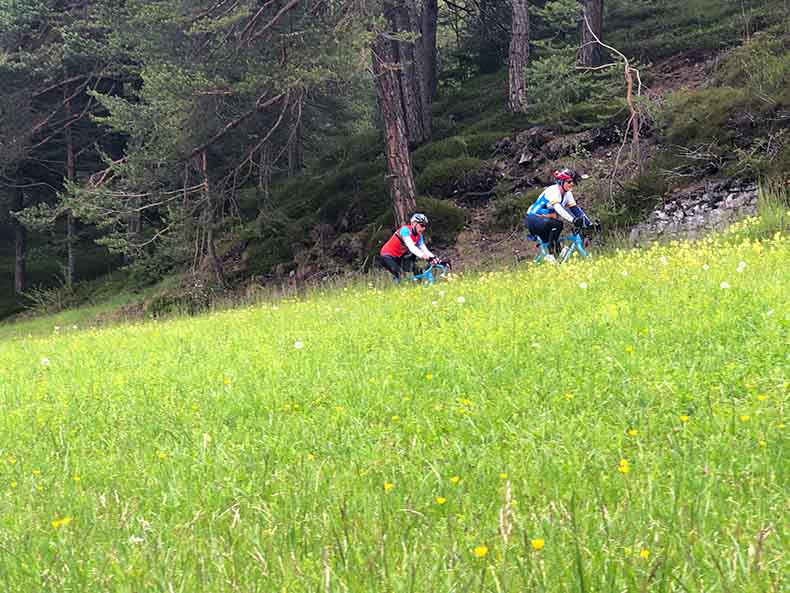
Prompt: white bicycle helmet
<box><xmin>410</xmin><ymin>213</ymin><xmax>429</xmax><ymax>225</ymax></box>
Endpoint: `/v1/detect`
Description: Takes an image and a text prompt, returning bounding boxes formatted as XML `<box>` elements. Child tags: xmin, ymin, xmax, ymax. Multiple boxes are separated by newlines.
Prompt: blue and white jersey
<box><xmin>527</xmin><ymin>184</ymin><xmax>577</xmax><ymax>216</ymax></box>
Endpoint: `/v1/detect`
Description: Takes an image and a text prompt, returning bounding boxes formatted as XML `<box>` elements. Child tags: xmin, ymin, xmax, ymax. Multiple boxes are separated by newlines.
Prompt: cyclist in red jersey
<box><xmin>379</xmin><ymin>213</ymin><xmax>438</xmax><ymax>282</ymax></box>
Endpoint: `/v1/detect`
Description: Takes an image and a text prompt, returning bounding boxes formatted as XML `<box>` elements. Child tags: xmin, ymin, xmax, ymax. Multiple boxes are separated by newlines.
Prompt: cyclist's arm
<box><xmin>551</xmin><ymin>202</ymin><xmax>575</xmax><ymax>223</ymax></box>
<box><xmin>400</xmin><ymin>228</ymin><xmax>430</xmax><ymax>258</ymax></box>
<box><xmin>569</xmin><ymin>205</ymin><xmax>592</xmax><ymax>225</ymax></box>
<box><xmin>416</xmin><ymin>236</ymin><xmax>435</xmax><ymax>259</ymax></box>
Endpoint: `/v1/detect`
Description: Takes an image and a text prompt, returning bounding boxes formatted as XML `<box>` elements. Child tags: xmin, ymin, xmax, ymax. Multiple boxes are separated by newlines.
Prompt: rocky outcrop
<box><xmin>630</xmin><ymin>181</ymin><xmax>758</xmax><ymax>244</ymax></box>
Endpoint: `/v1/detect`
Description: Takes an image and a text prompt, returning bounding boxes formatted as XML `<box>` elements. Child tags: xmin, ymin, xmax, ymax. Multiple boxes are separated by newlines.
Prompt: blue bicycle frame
<box><xmin>530</xmin><ymin>231</ymin><xmax>590</xmax><ymax>264</ymax></box>
<box><xmin>411</xmin><ymin>263</ymin><xmax>449</xmax><ymax>284</ymax></box>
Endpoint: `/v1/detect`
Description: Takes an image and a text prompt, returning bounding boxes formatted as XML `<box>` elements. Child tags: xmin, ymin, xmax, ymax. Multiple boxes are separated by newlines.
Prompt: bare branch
<box><xmin>189</xmin><ymin>92</ymin><xmax>287</xmax><ymax>158</ymax></box>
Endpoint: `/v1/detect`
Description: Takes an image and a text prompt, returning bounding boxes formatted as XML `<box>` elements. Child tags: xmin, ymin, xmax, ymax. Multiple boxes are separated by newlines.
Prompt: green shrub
<box><xmin>487</xmin><ymin>189</ymin><xmax>542</xmax><ymax>231</ymax></box>
<box><xmin>319</xmin><ymin>175</ymin><xmax>389</xmax><ymax>228</ymax></box>
<box><xmin>606</xmin><ymin>0</ymin><xmax>786</xmax><ymax>60</ymax></box>
<box><xmin>598</xmin><ymin>169</ymin><xmax>672</xmax><ymax>229</ymax></box>
<box><xmin>418</xmin><ymin>197</ymin><xmax>469</xmax><ymax>248</ymax></box>
<box><xmin>244</xmin><ymin>235</ymin><xmax>295</xmax><ymax>276</ymax></box>
<box><xmin>525</xmin><ymin>48</ymin><xmax>625</xmax><ymax>130</ymax></box>
<box><xmin>415</xmin><ymin>157</ymin><xmax>485</xmax><ymax>196</ymax></box>
<box><xmin>411</xmin><ymin>137</ymin><xmax>469</xmax><ymax>171</ymax></box>
<box><xmin>661</xmin><ymin>87</ymin><xmax>750</xmax><ymax>147</ymax></box>
<box><xmin>316</xmin><ymin>130</ymin><xmax>382</xmax><ymax>169</ymax></box>
<box><xmin>462</xmin><ymin>132</ymin><xmax>503</xmax><ymax>159</ymax></box>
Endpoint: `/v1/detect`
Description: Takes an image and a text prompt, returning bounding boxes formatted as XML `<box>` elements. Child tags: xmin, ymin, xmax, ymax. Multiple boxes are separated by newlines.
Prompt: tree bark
<box><xmin>390</xmin><ymin>2</ymin><xmax>427</xmax><ymax>146</ymax></box>
<box><xmin>200</xmin><ymin>150</ymin><xmax>227</xmax><ymax>287</ymax></box>
<box><xmin>124</xmin><ymin>202</ymin><xmax>141</xmax><ymax>266</ymax></box>
<box><xmin>12</xmin><ymin>189</ymin><xmax>26</xmax><ymax>294</ymax></box>
<box><xmin>421</xmin><ymin>0</ymin><xmax>439</xmax><ymax>100</ymax></box>
<box><xmin>373</xmin><ymin>33</ymin><xmax>417</xmax><ymax>226</ymax></box>
<box><xmin>507</xmin><ymin>0</ymin><xmax>530</xmax><ymax>113</ymax></box>
<box><xmin>579</xmin><ymin>0</ymin><xmax>603</xmax><ymax>67</ymax></box>
<box><xmin>408</xmin><ymin>5</ymin><xmax>432</xmax><ymax>141</ymax></box>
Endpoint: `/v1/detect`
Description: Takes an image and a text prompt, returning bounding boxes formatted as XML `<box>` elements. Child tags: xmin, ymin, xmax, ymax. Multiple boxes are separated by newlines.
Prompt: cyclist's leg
<box><xmin>547</xmin><ymin>219</ymin><xmax>564</xmax><ymax>256</ymax></box>
<box><xmin>379</xmin><ymin>255</ymin><xmax>403</xmax><ymax>282</ymax></box>
<box><xmin>527</xmin><ymin>216</ymin><xmax>552</xmax><ymax>261</ymax></box>
<box><xmin>402</xmin><ymin>254</ymin><xmax>417</xmax><ymax>276</ymax></box>
<box><xmin>527</xmin><ymin>217</ymin><xmax>550</xmax><ymax>247</ymax></box>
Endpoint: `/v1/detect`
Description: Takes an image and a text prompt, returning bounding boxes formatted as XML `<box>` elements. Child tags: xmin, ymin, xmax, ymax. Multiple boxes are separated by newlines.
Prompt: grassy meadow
<box><xmin>0</xmin><ymin>218</ymin><xmax>787</xmax><ymax>592</ymax></box>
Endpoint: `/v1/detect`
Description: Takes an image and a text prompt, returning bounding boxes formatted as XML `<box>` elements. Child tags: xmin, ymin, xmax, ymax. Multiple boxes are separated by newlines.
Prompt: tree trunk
<box><xmin>200</xmin><ymin>150</ymin><xmax>226</xmax><ymax>287</ymax></box>
<box><xmin>373</xmin><ymin>33</ymin><xmax>417</xmax><ymax>226</ymax></box>
<box><xmin>124</xmin><ymin>202</ymin><xmax>141</xmax><ymax>266</ymax></box>
<box><xmin>579</xmin><ymin>0</ymin><xmax>604</xmax><ymax>67</ymax></box>
<box><xmin>389</xmin><ymin>2</ymin><xmax>427</xmax><ymax>146</ymax></box>
<box><xmin>65</xmin><ymin>92</ymin><xmax>76</xmax><ymax>290</ymax></box>
<box><xmin>507</xmin><ymin>0</ymin><xmax>530</xmax><ymax>113</ymax></box>
<box><xmin>287</xmin><ymin>94</ymin><xmax>304</xmax><ymax>175</ymax></box>
<box><xmin>408</xmin><ymin>5</ymin><xmax>432</xmax><ymax>141</ymax></box>
<box><xmin>12</xmin><ymin>189</ymin><xmax>26</xmax><ymax>294</ymax></box>
<box><xmin>421</xmin><ymin>0</ymin><xmax>439</xmax><ymax>100</ymax></box>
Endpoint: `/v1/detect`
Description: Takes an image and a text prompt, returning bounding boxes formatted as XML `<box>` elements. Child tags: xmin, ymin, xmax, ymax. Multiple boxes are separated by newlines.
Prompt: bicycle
<box><xmin>530</xmin><ymin>221</ymin><xmax>601</xmax><ymax>264</ymax></box>
<box><xmin>411</xmin><ymin>260</ymin><xmax>451</xmax><ymax>284</ymax></box>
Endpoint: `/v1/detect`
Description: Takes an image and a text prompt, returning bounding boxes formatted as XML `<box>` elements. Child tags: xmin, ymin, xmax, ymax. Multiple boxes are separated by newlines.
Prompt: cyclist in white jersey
<box><xmin>525</xmin><ymin>168</ymin><xmax>591</xmax><ymax>260</ymax></box>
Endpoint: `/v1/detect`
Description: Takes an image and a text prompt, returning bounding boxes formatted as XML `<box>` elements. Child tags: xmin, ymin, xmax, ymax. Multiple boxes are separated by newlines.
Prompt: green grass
<box><xmin>606</xmin><ymin>0</ymin><xmax>787</xmax><ymax>60</ymax></box>
<box><xmin>0</xmin><ymin>224</ymin><xmax>787</xmax><ymax>592</ymax></box>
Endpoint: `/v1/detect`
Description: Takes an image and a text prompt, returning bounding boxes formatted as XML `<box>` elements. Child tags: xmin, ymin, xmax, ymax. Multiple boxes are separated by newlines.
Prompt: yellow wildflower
<box><xmin>627</xmin><ymin>428</ymin><xmax>637</xmax><ymax>437</ymax></box>
<box><xmin>640</xmin><ymin>549</ymin><xmax>650</xmax><ymax>560</ymax></box>
<box><xmin>383</xmin><ymin>482</ymin><xmax>395</xmax><ymax>492</ymax></box>
<box><xmin>679</xmin><ymin>415</ymin><xmax>690</xmax><ymax>423</ymax></box>
<box><xmin>531</xmin><ymin>538</ymin><xmax>545</xmax><ymax>551</ymax></box>
<box><xmin>435</xmin><ymin>496</ymin><xmax>447</xmax><ymax>505</ymax></box>
<box><xmin>450</xmin><ymin>475</ymin><xmax>461</xmax><ymax>484</ymax></box>
<box><xmin>473</xmin><ymin>546</ymin><xmax>488</xmax><ymax>558</ymax></box>
<box><xmin>51</xmin><ymin>516</ymin><xmax>72</xmax><ymax>529</ymax></box>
